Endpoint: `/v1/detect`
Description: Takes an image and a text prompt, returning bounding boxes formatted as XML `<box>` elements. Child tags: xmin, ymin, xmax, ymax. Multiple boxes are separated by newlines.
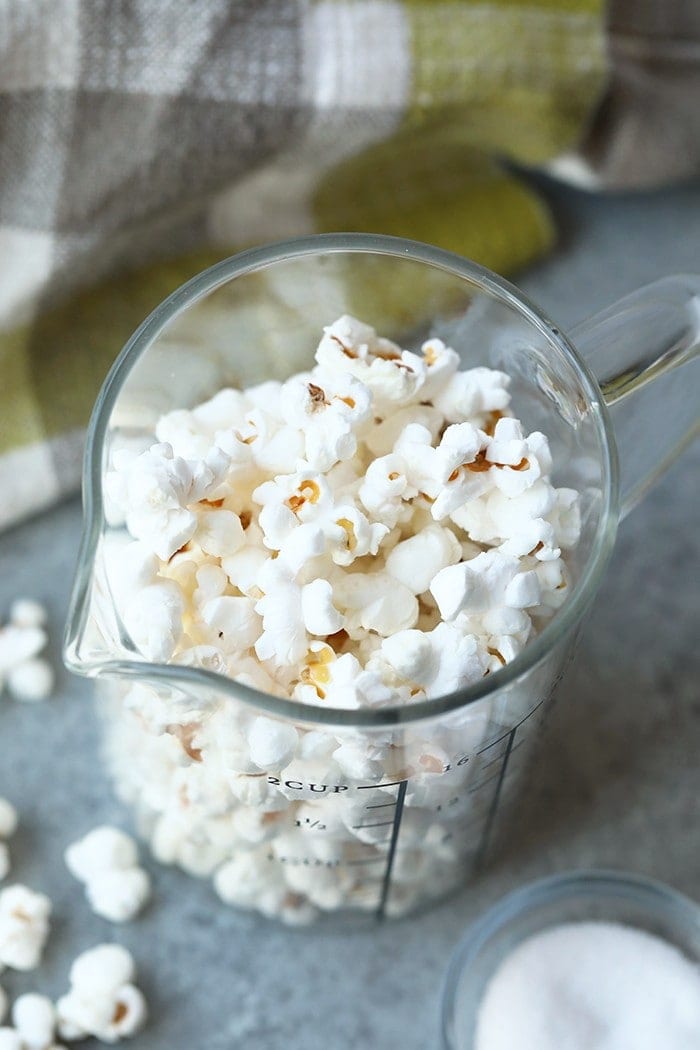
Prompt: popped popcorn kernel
<box><xmin>0</xmin><ymin>605</ymin><xmax>54</xmax><ymax>704</ymax></box>
<box><xmin>0</xmin><ymin>885</ymin><xmax>51</xmax><ymax>972</ymax></box>
<box><xmin>58</xmin><ymin>943</ymin><xmax>146</xmax><ymax>1043</ymax></box>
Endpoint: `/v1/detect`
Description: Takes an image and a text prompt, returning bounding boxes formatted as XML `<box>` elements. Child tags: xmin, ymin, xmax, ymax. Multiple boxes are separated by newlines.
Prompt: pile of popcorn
<box><xmin>0</xmin><ymin>803</ymin><xmax>148</xmax><ymax>1047</ymax></box>
<box><xmin>98</xmin><ymin>315</ymin><xmax>582</xmax><ymax>921</ymax></box>
<box><xmin>105</xmin><ymin>315</ymin><xmax>580</xmax><ymax>699</ymax></box>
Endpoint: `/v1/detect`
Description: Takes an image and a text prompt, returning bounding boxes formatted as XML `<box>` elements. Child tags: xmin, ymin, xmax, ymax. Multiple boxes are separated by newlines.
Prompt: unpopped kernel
<box><xmin>100</xmin><ymin>315</ymin><xmax>582</xmax><ymax>921</ymax></box>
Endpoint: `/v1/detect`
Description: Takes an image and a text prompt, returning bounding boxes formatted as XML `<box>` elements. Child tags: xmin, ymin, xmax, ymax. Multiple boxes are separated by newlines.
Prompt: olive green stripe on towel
<box><xmin>313</xmin><ymin>133</ymin><xmax>555</xmax><ymax>275</ymax></box>
<box><xmin>0</xmin><ymin>327</ymin><xmax>48</xmax><ymax>455</ymax></box>
<box><xmin>404</xmin><ymin>0</ymin><xmax>608</xmax><ymax>163</ymax></box>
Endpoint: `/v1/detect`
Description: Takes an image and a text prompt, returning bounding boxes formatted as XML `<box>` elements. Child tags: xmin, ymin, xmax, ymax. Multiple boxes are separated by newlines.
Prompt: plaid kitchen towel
<box><xmin>0</xmin><ymin>0</ymin><xmax>611</xmax><ymax>530</ymax></box>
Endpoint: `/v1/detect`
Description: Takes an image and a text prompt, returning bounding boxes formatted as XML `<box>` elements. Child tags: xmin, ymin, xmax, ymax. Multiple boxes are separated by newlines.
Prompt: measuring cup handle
<box><xmin>570</xmin><ymin>275</ymin><xmax>700</xmax><ymax>518</ymax></box>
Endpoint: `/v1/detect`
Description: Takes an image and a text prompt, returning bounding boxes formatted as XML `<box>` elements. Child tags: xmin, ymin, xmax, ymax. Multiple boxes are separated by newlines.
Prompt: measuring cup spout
<box><xmin>570</xmin><ymin>275</ymin><xmax>700</xmax><ymax>518</ymax></box>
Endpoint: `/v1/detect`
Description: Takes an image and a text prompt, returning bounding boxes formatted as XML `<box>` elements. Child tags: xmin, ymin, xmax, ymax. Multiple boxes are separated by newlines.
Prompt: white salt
<box><xmin>474</xmin><ymin>921</ymin><xmax>700</xmax><ymax>1050</ymax></box>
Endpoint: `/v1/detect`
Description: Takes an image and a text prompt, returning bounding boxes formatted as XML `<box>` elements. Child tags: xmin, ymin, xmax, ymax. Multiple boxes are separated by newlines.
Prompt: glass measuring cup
<box><xmin>64</xmin><ymin>234</ymin><xmax>700</xmax><ymax>924</ymax></box>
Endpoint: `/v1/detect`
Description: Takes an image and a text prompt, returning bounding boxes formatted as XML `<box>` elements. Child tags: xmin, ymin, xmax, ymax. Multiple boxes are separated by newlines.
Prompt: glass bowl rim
<box><xmin>440</xmin><ymin>867</ymin><xmax>700</xmax><ymax>1049</ymax></box>
<box><xmin>63</xmin><ymin>232</ymin><xmax>620</xmax><ymax>728</ymax></box>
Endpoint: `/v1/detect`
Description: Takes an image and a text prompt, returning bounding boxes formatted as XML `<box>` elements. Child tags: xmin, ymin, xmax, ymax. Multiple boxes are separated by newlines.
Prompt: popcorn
<box><xmin>7</xmin><ymin>601</ymin><xmax>47</xmax><ymax>630</ymax></box>
<box><xmin>378</xmin><ymin>622</ymin><xmax>488</xmax><ymax>697</ymax></box>
<box><xmin>196</xmin><ymin>509</ymin><xmax>246</xmax><ymax>558</ymax></box>
<box><xmin>68</xmin><ymin>943</ymin><xmax>135</xmax><ymax>993</ymax></box>
<box><xmin>300</xmin><ymin>579</ymin><xmax>343</xmax><ymax>636</ymax></box>
<box><xmin>0</xmin><ymin>886</ymin><xmax>51</xmax><ymax>971</ymax></box>
<box><xmin>5</xmin><ymin>661</ymin><xmax>54</xmax><ymax>704</ymax></box>
<box><xmin>122</xmin><ymin>581</ymin><xmax>184</xmax><ymax>662</ymax></box>
<box><xmin>57</xmin><ymin>944</ymin><xmax>146</xmax><ymax>1044</ymax></box>
<box><xmin>65</xmin><ymin>826</ymin><xmax>150</xmax><ymax>923</ymax></box>
<box><xmin>431</xmin><ymin>550</ymin><xmax>541</xmax><ymax>631</ymax></box>
<box><xmin>99</xmin><ymin>313</ymin><xmax>583</xmax><ymax>923</ymax></box>
<box><xmin>364</xmin><ymin>404</ymin><xmax>443</xmax><ymax>458</ymax></box>
<box><xmin>278</xmin><ymin>371</ymin><xmax>372</xmax><ymax>471</ymax></box>
<box><xmin>64</xmin><ymin>827</ymin><xmax>139</xmax><ymax>886</ymax></box>
<box><xmin>433</xmin><ymin>365</ymin><xmax>511</xmax><ymax>422</ymax></box>
<box><xmin>0</xmin><ymin>609</ymin><xmax>53</xmax><ymax>704</ymax></box>
<box><xmin>333</xmin><ymin>572</ymin><xmax>418</xmax><ymax>637</ymax></box>
<box><xmin>316</xmin><ymin>315</ymin><xmax>427</xmax><ymax>409</ymax></box>
<box><xmin>105</xmin><ymin>442</ymin><xmax>231</xmax><ymax>560</ymax></box>
<box><xmin>199</xmin><ymin>595</ymin><xmax>260</xmax><ymax>653</ymax></box>
<box><xmin>0</xmin><ymin>1031</ymin><xmax>21</xmax><ymax>1050</ymax></box>
<box><xmin>0</xmin><ymin>628</ymin><xmax>46</xmax><ymax>672</ymax></box>
<box><xmin>254</xmin><ymin>577</ymin><xmax>308</xmax><ymax>668</ymax></box>
<box><xmin>11</xmin><ymin>994</ymin><xmax>56</xmax><ymax>1050</ymax></box>
<box><xmin>85</xmin><ymin>868</ymin><xmax>151</xmax><ymax>924</ymax></box>
<box><xmin>247</xmin><ymin>718</ymin><xmax>298</xmax><ymax>771</ymax></box>
<box><xmin>385</xmin><ymin>525</ymin><xmax>461</xmax><ymax>595</ymax></box>
<box><xmin>358</xmin><ymin>454</ymin><xmax>412</xmax><ymax>527</ymax></box>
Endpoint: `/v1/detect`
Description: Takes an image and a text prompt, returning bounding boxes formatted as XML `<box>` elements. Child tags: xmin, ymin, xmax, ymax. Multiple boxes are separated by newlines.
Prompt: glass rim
<box><xmin>63</xmin><ymin>232</ymin><xmax>620</xmax><ymax>728</ymax></box>
<box><xmin>440</xmin><ymin>868</ymin><xmax>700</xmax><ymax>1048</ymax></box>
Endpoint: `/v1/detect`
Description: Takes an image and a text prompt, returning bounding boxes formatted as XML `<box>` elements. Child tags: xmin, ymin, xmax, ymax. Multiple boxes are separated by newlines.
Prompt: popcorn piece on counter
<box><xmin>65</xmin><ymin>827</ymin><xmax>150</xmax><ymax>923</ymax></box>
<box><xmin>57</xmin><ymin>944</ymin><xmax>146</xmax><ymax>1044</ymax></box>
<box><xmin>11</xmin><ymin>994</ymin><xmax>56</xmax><ymax>1050</ymax></box>
<box><xmin>0</xmin><ymin>886</ymin><xmax>51</xmax><ymax>971</ymax></box>
<box><xmin>64</xmin><ymin>827</ymin><xmax>138</xmax><ymax>882</ymax></box>
<box><xmin>5</xmin><ymin>662</ymin><xmax>54</xmax><ymax>705</ymax></box>
<box><xmin>0</xmin><ymin>605</ymin><xmax>54</xmax><ymax>704</ymax></box>
<box><xmin>0</xmin><ymin>629</ymin><xmax>45</xmax><ymax>671</ymax></box>
<box><xmin>8</xmin><ymin>602</ymin><xmax>47</xmax><ymax>631</ymax></box>
<box><xmin>85</xmin><ymin>868</ymin><xmax>151</xmax><ymax>924</ymax></box>
<box><xmin>68</xmin><ymin>944</ymin><xmax>135</xmax><ymax>994</ymax></box>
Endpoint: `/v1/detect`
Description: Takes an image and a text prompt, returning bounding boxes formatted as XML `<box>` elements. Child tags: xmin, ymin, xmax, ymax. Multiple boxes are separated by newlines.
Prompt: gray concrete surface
<box><xmin>0</xmin><ymin>179</ymin><xmax>698</xmax><ymax>1049</ymax></box>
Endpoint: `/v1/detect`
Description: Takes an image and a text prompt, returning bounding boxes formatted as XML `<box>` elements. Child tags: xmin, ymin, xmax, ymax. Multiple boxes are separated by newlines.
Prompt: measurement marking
<box><xmin>357</xmin><ymin>780</ymin><xmax>406</xmax><ymax>790</ymax></box>
<box><xmin>481</xmin><ymin>738</ymin><xmax>525</xmax><ymax>770</ymax></box>
<box><xmin>377</xmin><ymin>780</ymin><xmax>408</xmax><ymax>921</ymax></box>
<box><xmin>476</xmin><ymin>698</ymin><xmax>546</xmax><ymax>755</ymax></box>
<box><xmin>476</xmin><ymin>728</ymin><xmax>516</xmax><ymax>870</ymax></box>
<box><xmin>352</xmin><ymin>820</ymin><xmax>395</xmax><ymax>829</ymax></box>
<box><xmin>365</xmin><ymin>802</ymin><xmax>398</xmax><ymax>810</ymax></box>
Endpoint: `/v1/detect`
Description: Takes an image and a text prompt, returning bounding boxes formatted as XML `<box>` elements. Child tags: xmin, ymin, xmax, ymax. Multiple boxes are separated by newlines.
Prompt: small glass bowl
<box><xmin>441</xmin><ymin>869</ymin><xmax>700</xmax><ymax>1050</ymax></box>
